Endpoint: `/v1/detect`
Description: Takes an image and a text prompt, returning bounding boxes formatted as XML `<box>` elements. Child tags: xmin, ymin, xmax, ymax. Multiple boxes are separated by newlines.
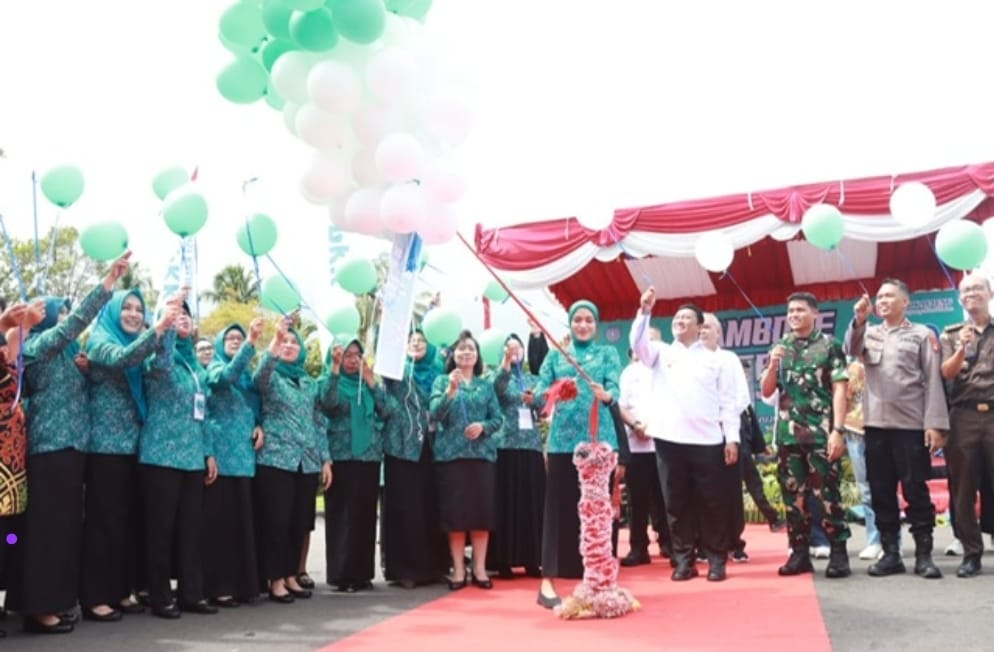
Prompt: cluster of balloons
<box><xmin>215</xmin><ymin>0</ymin><xmax>471</xmax><ymax>246</ymax></box>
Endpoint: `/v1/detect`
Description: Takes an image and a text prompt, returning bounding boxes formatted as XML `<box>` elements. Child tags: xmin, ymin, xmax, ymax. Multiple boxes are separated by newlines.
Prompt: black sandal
<box><xmin>296</xmin><ymin>573</ymin><xmax>315</xmax><ymax>590</ymax></box>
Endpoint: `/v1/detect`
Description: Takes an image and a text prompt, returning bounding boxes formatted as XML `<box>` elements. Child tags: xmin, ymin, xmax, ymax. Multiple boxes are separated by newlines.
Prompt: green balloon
<box><xmin>324</xmin><ymin>305</ymin><xmax>361</xmax><ymax>335</ymax></box>
<box><xmin>290</xmin><ymin>8</ymin><xmax>339</xmax><ymax>51</ymax></box>
<box><xmin>330</xmin><ymin>0</ymin><xmax>386</xmax><ymax>44</ymax></box>
<box><xmin>935</xmin><ymin>220</ymin><xmax>988</xmax><ymax>271</ymax></box>
<box><xmin>217</xmin><ymin>57</ymin><xmax>269</xmax><ymax>104</ymax></box>
<box><xmin>261</xmin><ymin>275</ymin><xmax>302</xmax><ymax>314</ymax></box>
<box><xmin>264</xmin><ymin>85</ymin><xmax>286</xmax><ymax>110</ymax></box>
<box><xmin>335</xmin><ymin>332</ymin><xmax>356</xmax><ymax>346</ymax></box>
<box><xmin>336</xmin><ymin>257</ymin><xmax>378</xmax><ymax>295</ymax></box>
<box><xmin>261</xmin><ymin>0</ymin><xmax>294</xmax><ymax>40</ymax></box>
<box><xmin>236</xmin><ymin>213</ymin><xmax>279</xmax><ymax>256</ymax></box>
<box><xmin>421</xmin><ymin>307</ymin><xmax>462</xmax><ymax>348</ymax></box>
<box><xmin>483</xmin><ymin>279</ymin><xmax>508</xmax><ymax>303</ymax></box>
<box><xmin>40</xmin><ymin>165</ymin><xmax>85</xmax><ymax>208</ymax></box>
<box><xmin>479</xmin><ymin>328</ymin><xmax>507</xmax><ymax>367</ymax></box>
<box><xmin>283</xmin><ymin>0</ymin><xmax>325</xmax><ymax>9</ymax></box>
<box><xmin>219</xmin><ymin>2</ymin><xmax>266</xmax><ymax>48</ymax></box>
<box><xmin>79</xmin><ymin>221</ymin><xmax>128</xmax><ymax>262</ymax></box>
<box><xmin>152</xmin><ymin>166</ymin><xmax>189</xmax><ymax>201</ymax></box>
<box><xmin>386</xmin><ymin>0</ymin><xmax>431</xmax><ymax>21</ymax></box>
<box><xmin>162</xmin><ymin>189</ymin><xmax>208</xmax><ymax>237</ymax></box>
<box><xmin>219</xmin><ymin>30</ymin><xmax>266</xmax><ymax>56</ymax></box>
<box><xmin>261</xmin><ymin>38</ymin><xmax>296</xmax><ymax>71</ymax></box>
<box><xmin>801</xmin><ymin>204</ymin><xmax>844</xmax><ymax>251</ymax></box>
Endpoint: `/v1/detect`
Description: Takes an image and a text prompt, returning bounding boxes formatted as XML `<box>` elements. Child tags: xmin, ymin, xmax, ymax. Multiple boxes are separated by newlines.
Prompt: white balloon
<box><xmin>353</xmin><ymin>103</ymin><xmax>403</xmax><ymax>147</ymax></box>
<box><xmin>344</xmin><ymin>188</ymin><xmax>385</xmax><ymax>236</ymax></box>
<box><xmin>351</xmin><ymin>148</ymin><xmax>383</xmax><ymax>186</ymax></box>
<box><xmin>271</xmin><ymin>51</ymin><xmax>318</xmax><ymax>105</ymax></box>
<box><xmin>295</xmin><ymin>103</ymin><xmax>350</xmax><ymax>151</ymax></box>
<box><xmin>418</xmin><ymin>202</ymin><xmax>460</xmax><ymax>245</ymax></box>
<box><xmin>329</xmin><ymin>202</ymin><xmax>350</xmax><ymax>230</ymax></box>
<box><xmin>889</xmin><ymin>181</ymin><xmax>936</xmax><ymax>228</ymax></box>
<box><xmin>575</xmin><ymin>203</ymin><xmax>615</xmax><ymax>231</ymax></box>
<box><xmin>421</xmin><ymin>161</ymin><xmax>467</xmax><ymax>204</ymax></box>
<box><xmin>380</xmin><ymin>183</ymin><xmax>428</xmax><ymax>235</ymax></box>
<box><xmin>282</xmin><ymin>102</ymin><xmax>302</xmax><ymax>136</ymax></box>
<box><xmin>375</xmin><ymin>132</ymin><xmax>425</xmax><ymax>183</ymax></box>
<box><xmin>366</xmin><ymin>47</ymin><xmax>418</xmax><ymax>104</ymax></box>
<box><xmin>301</xmin><ymin>152</ymin><xmax>353</xmax><ymax>205</ymax></box>
<box><xmin>307</xmin><ymin>60</ymin><xmax>362</xmax><ymax>115</ymax></box>
<box><xmin>425</xmin><ymin>93</ymin><xmax>474</xmax><ymax>145</ymax></box>
<box><xmin>694</xmin><ymin>232</ymin><xmax>735</xmax><ymax>272</ymax></box>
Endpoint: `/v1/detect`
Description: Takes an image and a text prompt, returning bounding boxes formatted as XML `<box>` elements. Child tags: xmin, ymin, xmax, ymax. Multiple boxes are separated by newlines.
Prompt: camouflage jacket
<box><xmin>771</xmin><ymin>329</ymin><xmax>848</xmax><ymax>446</ymax></box>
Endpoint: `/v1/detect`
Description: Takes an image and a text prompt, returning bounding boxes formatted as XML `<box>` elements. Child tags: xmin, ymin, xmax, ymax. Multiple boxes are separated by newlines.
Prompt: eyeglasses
<box><xmin>224</xmin><ymin>334</ymin><xmax>245</xmax><ymax>342</ymax></box>
<box><xmin>196</xmin><ymin>346</ymin><xmax>214</xmax><ymax>353</ymax></box>
<box><xmin>960</xmin><ymin>284</ymin><xmax>989</xmax><ymax>295</ymax></box>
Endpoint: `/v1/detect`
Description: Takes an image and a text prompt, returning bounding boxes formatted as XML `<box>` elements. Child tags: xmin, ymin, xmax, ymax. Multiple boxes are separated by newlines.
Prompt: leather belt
<box><xmin>955</xmin><ymin>400</ymin><xmax>994</xmax><ymax>413</ymax></box>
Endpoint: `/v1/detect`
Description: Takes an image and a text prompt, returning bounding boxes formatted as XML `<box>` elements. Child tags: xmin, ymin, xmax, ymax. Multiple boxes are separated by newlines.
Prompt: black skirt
<box><xmin>381</xmin><ymin>443</ymin><xmax>448</xmax><ymax>584</ymax></box>
<box><xmin>436</xmin><ymin>459</ymin><xmax>497</xmax><ymax>532</ymax></box>
<box><xmin>541</xmin><ymin>453</ymin><xmax>617</xmax><ymax>579</ymax></box>
<box><xmin>486</xmin><ymin>449</ymin><xmax>545</xmax><ymax>570</ymax></box>
<box><xmin>254</xmin><ymin>465</ymin><xmax>316</xmax><ymax>583</ymax></box>
<box><xmin>324</xmin><ymin>460</ymin><xmax>380</xmax><ymax>586</ymax></box>
<box><xmin>203</xmin><ymin>476</ymin><xmax>259</xmax><ymax>601</ymax></box>
<box><xmin>6</xmin><ymin>449</ymin><xmax>85</xmax><ymax>615</ymax></box>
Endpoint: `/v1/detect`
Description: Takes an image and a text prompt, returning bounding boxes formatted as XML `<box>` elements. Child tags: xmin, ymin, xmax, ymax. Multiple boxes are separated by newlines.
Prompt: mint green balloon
<box><xmin>479</xmin><ymin>328</ymin><xmax>507</xmax><ymax>367</ymax></box>
<box><xmin>330</xmin><ymin>0</ymin><xmax>386</xmax><ymax>44</ymax></box>
<box><xmin>290</xmin><ymin>8</ymin><xmax>339</xmax><ymax>51</ymax></box>
<box><xmin>336</xmin><ymin>257</ymin><xmax>378</xmax><ymax>295</ymax></box>
<box><xmin>219</xmin><ymin>2</ymin><xmax>266</xmax><ymax>48</ymax></box>
<box><xmin>152</xmin><ymin>167</ymin><xmax>189</xmax><ymax>201</ymax></box>
<box><xmin>219</xmin><ymin>30</ymin><xmax>265</xmax><ymax>56</ymax></box>
<box><xmin>162</xmin><ymin>189</ymin><xmax>208</xmax><ymax>237</ymax></box>
<box><xmin>261</xmin><ymin>0</ymin><xmax>294</xmax><ymax>40</ymax></box>
<box><xmin>264</xmin><ymin>86</ymin><xmax>286</xmax><ymax>110</ymax></box>
<box><xmin>217</xmin><ymin>57</ymin><xmax>269</xmax><ymax>104</ymax></box>
<box><xmin>236</xmin><ymin>213</ymin><xmax>279</xmax><ymax>256</ymax></box>
<box><xmin>40</xmin><ymin>165</ymin><xmax>85</xmax><ymax>208</ymax></box>
<box><xmin>283</xmin><ymin>0</ymin><xmax>325</xmax><ymax>9</ymax></box>
<box><xmin>387</xmin><ymin>0</ymin><xmax>432</xmax><ymax>21</ymax></box>
<box><xmin>261</xmin><ymin>275</ymin><xmax>302</xmax><ymax>314</ymax></box>
<box><xmin>335</xmin><ymin>332</ymin><xmax>357</xmax><ymax>346</ymax></box>
<box><xmin>483</xmin><ymin>279</ymin><xmax>508</xmax><ymax>303</ymax></box>
<box><xmin>79</xmin><ymin>222</ymin><xmax>128</xmax><ymax>261</ymax></box>
<box><xmin>935</xmin><ymin>220</ymin><xmax>988</xmax><ymax>271</ymax></box>
<box><xmin>801</xmin><ymin>204</ymin><xmax>844</xmax><ymax>251</ymax></box>
<box><xmin>422</xmin><ymin>307</ymin><xmax>462</xmax><ymax>348</ymax></box>
<box><xmin>261</xmin><ymin>38</ymin><xmax>295</xmax><ymax>71</ymax></box>
<box><xmin>325</xmin><ymin>305</ymin><xmax>361</xmax><ymax>335</ymax></box>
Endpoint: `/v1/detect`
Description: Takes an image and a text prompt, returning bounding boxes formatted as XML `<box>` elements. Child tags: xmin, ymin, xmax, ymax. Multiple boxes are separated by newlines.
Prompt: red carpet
<box><xmin>320</xmin><ymin>524</ymin><xmax>830</xmax><ymax>652</ymax></box>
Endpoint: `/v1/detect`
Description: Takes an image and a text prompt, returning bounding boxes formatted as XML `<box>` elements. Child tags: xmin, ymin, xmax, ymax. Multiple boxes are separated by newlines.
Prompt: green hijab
<box><xmin>568</xmin><ymin>299</ymin><xmax>599</xmax><ymax>351</ymax></box>
<box><xmin>87</xmin><ymin>289</ymin><xmax>148</xmax><ymax>421</ymax></box>
<box><xmin>275</xmin><ymin>328</ymin><xmax>308</xmax><ymax>381</ymax></box>
<box><xmin>326</xmin><ymin>340</ymin><xmax>375</xmax><ymax>456</ymax></box>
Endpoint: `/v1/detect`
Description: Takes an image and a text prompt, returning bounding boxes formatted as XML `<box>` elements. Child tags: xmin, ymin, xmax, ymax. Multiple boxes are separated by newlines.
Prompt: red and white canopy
<box><xmin>474</xmin><ymin>162</ymin><xmax>994</xmax><ymax>320</ymax></box>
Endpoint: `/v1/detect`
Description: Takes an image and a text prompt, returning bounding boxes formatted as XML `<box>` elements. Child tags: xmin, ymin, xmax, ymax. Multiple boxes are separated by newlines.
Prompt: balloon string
<box><xmin>927</xmin><ymin>235</ymin><xmax>958</xmax><ymax>290</ymax></box>
<box><xmin>456</xmin><ymin>232</ymin><xmax>594</xmax><ymax>387</ymax></box>
<box><xmin>719</xmin><ymin>270</ymin><xmax>773</xmax><ymax>331</ymax></box>
<box><xmin>263</xmin><ymin>253</ymin><xmax>337</xmax><ymax>338</ymax></box>
<box><xmin>0</xmin><ymin>214</ymin><xmax>29</xmax><ymax>301</ymax></box>
<box><xmin>240</xmin><ymin>178</ymin><xmax>263</xmax><ymax>307</ymax></box>
<box><xmin>31</xmin><ymin>171</ymin><xmax>41</xmax><ymax>271</ymax></box>
<box><xmin>834</xmin><ymin>248</ymin><xmax>871</xmax><ymax>296</ymax></box>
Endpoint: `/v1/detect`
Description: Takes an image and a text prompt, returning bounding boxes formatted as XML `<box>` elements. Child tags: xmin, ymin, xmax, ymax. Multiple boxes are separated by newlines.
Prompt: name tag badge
<box><xmin>193</xmin><ymin>392</ymin><xmax>206</xmax><ymax>422</ymax></box>
<box><xmin>518</xmin><ymin>406</ymin><xmax>534</xmax><ymax>430</ymax></box>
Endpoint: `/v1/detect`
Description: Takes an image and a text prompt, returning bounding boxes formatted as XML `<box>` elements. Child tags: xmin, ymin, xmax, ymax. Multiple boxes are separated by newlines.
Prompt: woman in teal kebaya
<box><xmin>429</xmin><ymin>331</ymin><xmax>503</xmax><ymax>591</ymax></box>
<box><xmin>81</xmin><ymin>288</ymin><xmax>173</xmax><ymax>621</ymax></box>
<box><xmin>7</xmin><ymin>254</ymin><xmax>129</xmax><ymax>635</ymax></box>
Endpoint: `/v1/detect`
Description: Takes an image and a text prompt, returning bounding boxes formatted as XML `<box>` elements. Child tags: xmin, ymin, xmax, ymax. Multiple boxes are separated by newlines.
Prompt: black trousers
<box><xmin>740</xmin><ymin>431</ymin><xmax>779</xmax><ymax>524</ymax></box>
<box><xmin>81</xmin><ymin>454</ymin><xmax>142</xmax><ymax>608</ymax></box>
<box><xmin>6</xmin><ymin>449</ymin><xmax>84</xmax><ymax>616</ymax></box>
<box><xmin>655</xmin><ymin>440</ymin><xmax>729</xmax><ymax>563</ymax></box>
<box><xmin>864</xmin><ymin>427</ymin><xmax>935</xmax><ymax>537</ymax></box>
<box><xmin>946</xmin><ymin>408</ymin><xmax>994</xmax><ymax>556</ymax></box>
<box><xmin>625</xmin><ymin>452</ymin><xmax>667</xmax><ymax>553</ymax></box>
<box><xmin>255</xmin><ymin>465</ymin><xmax>316</xmax><ymax>583</ymax></box>
<box><xmin>141</xmin><ymin>464</ymin><xmax>205</xmax><ymax>608</ymax></box>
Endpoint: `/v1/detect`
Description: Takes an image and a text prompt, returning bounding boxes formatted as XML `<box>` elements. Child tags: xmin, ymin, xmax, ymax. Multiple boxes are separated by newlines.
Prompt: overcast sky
<box><xmin>2</xmin><ymin>0</ymin><xmax>993</xmax><ymax>341</ymax></box>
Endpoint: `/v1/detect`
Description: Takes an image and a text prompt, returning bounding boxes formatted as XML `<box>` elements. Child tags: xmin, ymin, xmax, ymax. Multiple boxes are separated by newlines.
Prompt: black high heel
<box><xmin>471</xmin><ymin>572</ymin><xmax>493</xmax><ymax>589</ymax></box>
<box><xmin>448</xmin><ymin>575</ymin><xmax>468</xmax><ymax>591</ymax></box>
<box><xmin>536</xmin><ymin>591</ymin><xmax>561</xmax><ymax>609</ymax></box>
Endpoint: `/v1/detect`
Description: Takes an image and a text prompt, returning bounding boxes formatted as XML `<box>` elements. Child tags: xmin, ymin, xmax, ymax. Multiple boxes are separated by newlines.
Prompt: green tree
<box><xmin>0</xmin><ymin>226</ymin><xmax>108</xmax><ymax>304</ymax></box>
<box><xmin>201</xmin><ymin>264</ymin><xmax>259</xmax><ymax>305</ymax></box>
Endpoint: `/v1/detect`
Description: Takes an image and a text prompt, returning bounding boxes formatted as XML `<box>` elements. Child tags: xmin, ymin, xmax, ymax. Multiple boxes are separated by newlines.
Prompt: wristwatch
<box><xmin>832</xmin><ymin>426</ymin><xmax>846</xmax><ymax>436</ymax></box>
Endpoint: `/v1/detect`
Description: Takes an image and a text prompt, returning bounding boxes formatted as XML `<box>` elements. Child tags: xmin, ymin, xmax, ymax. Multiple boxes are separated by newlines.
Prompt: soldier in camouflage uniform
<box><xmin>760</xmin><ymin>291</ymin><xmax>852</xmax><ymax>578</ymax></box>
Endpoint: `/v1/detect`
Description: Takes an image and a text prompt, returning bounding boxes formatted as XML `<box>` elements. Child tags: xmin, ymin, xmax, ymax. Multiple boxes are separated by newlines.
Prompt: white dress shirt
<box><xmin>630</xmin><ymin>311</ymin><xmax>742</xmax><ymax>445</ymax></box>
<box><xmin>618</xmin><ymin>361</ymin><xmax>656</xmax><ymax>453</ymax></box>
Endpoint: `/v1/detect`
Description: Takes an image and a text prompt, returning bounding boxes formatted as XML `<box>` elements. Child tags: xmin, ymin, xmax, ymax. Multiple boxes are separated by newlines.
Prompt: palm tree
<box><xmin>202</xmin><ymin>264</ymin><xmax>258</xmax><ymax>304</ymax></box>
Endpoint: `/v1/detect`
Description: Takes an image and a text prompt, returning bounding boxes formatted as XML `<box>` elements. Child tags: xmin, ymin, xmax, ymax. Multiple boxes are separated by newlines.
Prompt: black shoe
<box><xmin>397</xmin><ymin>578</ymin><xmax>417</xmax><ymax>589</ymax></box>
<box><xmin>825</xmin><ymin>541</ymin><xmax>852</xmax><ymax>579</ymax></box>
<box><xmin>620</xmin><ymin>551</ymin><xmax>652</xmax><ymax>567</ymax></box>
<box><xmin>769</xmin><ymin>519</ymin><xmax>787</xmax><ymax>533</ymax></box>
<box><xmin>695</xmin><ymin>549</ymin><xmax>707</xmax><ymax>562</ymax></box>
<box><xmin>268</xmin><ymin>592</ymin><xmax>295</xmax><ymax>604</ymax></box>
<box><xmin>181</xmin><ymin>600</ymin><xmax>218</xmax><ymax>615</ymax></box>
<box><xmin>471</xmin><ymin>573</ymin><xmax>493</xmax><ymax>589</ymax></box>
<box><xmin>707</xmin><ymin>562</ymin><xmax>727</xmax><ymax>582</ymax></box>
<box><xmin>119</xmin><ymin>601</ymin><xmax>145</xmax><ymax>615</ymax></box>
<box><xmin>287</xmin><ymin>587</ymin><xmax>312</xmax><ymax>599</ymax></box>
<box><xmin>23</xmin><ymin>616</ymin><xmax>74</xmax><ymax>634</ymax></box>
<box><xmin>671</xmin><ymin>563</ymin><xmax>699</xmax><ymax>581</ymax></box>
<box><xmin>448</xmin><ymin>576</ymin><xmax>468</xmax><ymax>591</ymax></box>
<box><xmin>778</xmin><ymin>549</ymin><xmax>814</xmax><ymax>576</ymax></box>
<box><xmin>82</xmin><ymin>608</ymin><xmax>123</xmax><ymax>622</ymax></box>
<box><xmin>59</xmin><ymin>610</ymin><xmax>80</xmax><ymax>625</ymax></box>
<box><xmin>296</xmin><ymin>573</ymin><xmax>315</xmax><ymax>590</ymax></box>
<box><xmin>868</xmin><ymin>540</ymin><xmax>906</xmax><ymax>577</ymax></box>
<box><xmin>731</xmin><ymin>548</ymin><xmax>749</xmax><ymax>563</ymax></box>
<box><xmin>211</xmin><ymin>597</ymin><xmax>240</xmax><ymax>608</ymax></box>
<box><xmin>152</xmin><ymin>603</ymin><xmax>182</xmax><ymax>619</ymax></box>
<box><xmin>912</xmin><ymin>533</ymin><xmax>942</xmax><ymax>579</ymax></box>
<box><xmin>956</xmin><ymin>555</ymin><xmax>982</xmax><ymax>578</ymax></box>
<box><xmin>536</xmin><ymin>591</ymin><xmax>561</xmax><ymax>609</ymax></box>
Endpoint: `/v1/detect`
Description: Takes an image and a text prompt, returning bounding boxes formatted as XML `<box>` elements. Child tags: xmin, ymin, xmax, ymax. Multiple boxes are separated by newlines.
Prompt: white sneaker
<box><xmin>945</xmin><ymin>539</ymin><xmax>963</xmax><ymax>556</ymax></box>
<box><xmin>858</xmin><ymin>543</ymin><xmax>882</xmax><ymax>560</ymax></box>
<box><xmin>810</xmin><ymin>545</ymin><xmax>830</xmax><ymax>559</ymax></box>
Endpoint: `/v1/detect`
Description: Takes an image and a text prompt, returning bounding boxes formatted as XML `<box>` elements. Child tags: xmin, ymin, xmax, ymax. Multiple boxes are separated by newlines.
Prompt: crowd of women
<box><xmin>0</xmin><ymin>253</ymin><xmax>631</xmax><ymax>636</ymax></box>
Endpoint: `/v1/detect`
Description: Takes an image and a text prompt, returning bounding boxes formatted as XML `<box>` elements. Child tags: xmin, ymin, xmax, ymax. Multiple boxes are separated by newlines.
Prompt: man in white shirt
<box><xmin>618</xmin><ymin>332</ymin><xmax>670</xmax><ymax>567</ymax></box>
<box><xmin>630</xmin><ymin>288</ymin><xmax>741</xmax><ymax>582</ymax></box>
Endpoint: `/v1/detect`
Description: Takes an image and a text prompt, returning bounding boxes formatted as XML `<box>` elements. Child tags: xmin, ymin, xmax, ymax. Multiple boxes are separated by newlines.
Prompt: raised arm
<box><xmin>630</xmin><ymin>286</ymin><xmax>660</xmax><ymax>369</ymax></box>
<box><xmin>843</xmin><ymin>293</ymin><xmax>873</xmax><ymax>358</ymax></box>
